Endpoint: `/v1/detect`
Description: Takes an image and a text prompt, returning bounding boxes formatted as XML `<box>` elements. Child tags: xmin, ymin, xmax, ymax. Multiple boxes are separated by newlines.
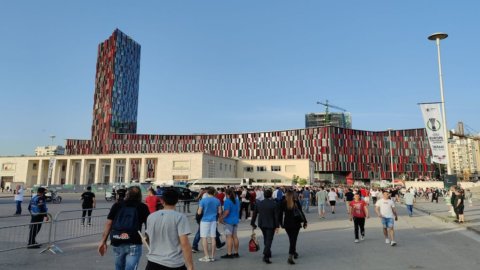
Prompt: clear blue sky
<box><xmin>1</xmin><ymin>1</ymin><xmax>479</xmax><ymax>156</ymax></box>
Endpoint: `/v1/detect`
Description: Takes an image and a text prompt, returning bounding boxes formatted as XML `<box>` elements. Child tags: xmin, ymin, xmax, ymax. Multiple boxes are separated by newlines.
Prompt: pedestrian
<box><xmin>81</xmin><ymin>186</ymin><xmax>96</xmax><ymax>226</ymax></box>
<box><xmin>454</xmin><ymin>189</ymin><xmax>465</xmax><ymax>224</ymax></box>
<box><xmin>219</xmin><ymin>188</ymin><xmax>240</xmax><ymax>259</ymax></box>
<box><xmin>371</xmin><ymin>188</ymin><xmax>379</xmax><ymax>205</ymax></box>
<box><xmin>27</xmin><ymin>187</ymin><xmax>49</xmax><ymax>248</ymax></box>
<box><xmin>465</xmin><ymin>189</ymin><xmax>473</xmax><ymax>207</ymax></box>
<box><xmin>328</xmin><ymin>188</ymin><xmax>338</xmax><ymax>214</ymax></box>
<box><xmin>316</xmin><ymin>186</ymin><xmax>327</xmax><ymax>218</ymax></box>
<box><xmin>197</xmin><ymin>187</ymin><xmax>222</xmax><ymax>262</ymax></box>
<box><xmin>344</xmin><ymin>188</ymin><xmax>354</xmax><ymax>214</ymax></box>
<box><xmin>239</xmin><ymin>187</ymin><xmax>250</xmax><ymax>220</ymax></box>
<box><xmin>302</xmin><ymin>187</ymin><xmax>311</xmax><ymax>213</ymax></box>
<box><xmin>98</xmin><ymin>186</ymin><xmax>150</xmax><ymax>270</ymax></box>
<box><xmin>144</xmin><ymin>188</ymin><xmax>194</xmax><ymax>270</ymax></box>
<box><xmin>250</xmin><ymin>189</ymin><xmax>279</xmax><ymax>264</ymax></box>
<box><xmin>403</xmin><ymin>189</ymin><xmax>415</xmax><ymax>217</ymax></box>
<box><xmin>375</xmin><ymin>190</ymin><xmax>398</xmax><ymax>246</ymax></box>
<box><xmin>14</xmin><ymin>184</ymin><xmax>25</xmax><ymax>215</ymax></box>
<box><xmin>349</xmin><ymin>193</ymin><xmax>369</xmax><ymax>243</ymax></box>
<box><xmin>278</xmin><ymin>190</ymin><xmax>307</xmax><ymax>264</ymax></box>
<box><xmin>145</xmin><ymin>187</ymin><xmax>161</xmax><ymax>213</ymax></box>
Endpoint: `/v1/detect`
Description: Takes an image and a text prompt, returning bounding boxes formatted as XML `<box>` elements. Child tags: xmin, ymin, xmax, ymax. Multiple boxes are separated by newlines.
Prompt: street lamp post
<box><xmin>388</xmin><ymin>129</ymin><xmax>395</xmax><ymax>187</ymax></box>
<box><xmin>428</xmin><ymin>32</ymin><xmax>451</xmax><ymax>175</ymax></box>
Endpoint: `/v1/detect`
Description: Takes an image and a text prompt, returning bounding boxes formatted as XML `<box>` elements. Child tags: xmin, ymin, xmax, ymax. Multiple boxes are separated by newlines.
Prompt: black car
<box><xmin>163</xmin><ymin>186</ymin><xmax>199</xmax><ymax>201</ymax></box>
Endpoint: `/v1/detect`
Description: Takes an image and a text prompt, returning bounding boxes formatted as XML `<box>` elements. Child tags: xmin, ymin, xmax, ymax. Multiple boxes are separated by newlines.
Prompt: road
<box><xmin>1</xmin><ymin>194</ymin><xmax>479</xmax><ymax>270</ymax></box>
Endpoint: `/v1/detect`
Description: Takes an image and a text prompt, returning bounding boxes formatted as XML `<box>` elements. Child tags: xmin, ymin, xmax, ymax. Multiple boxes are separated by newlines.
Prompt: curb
<box><xmin>413</xmin><ymin>205</ymin><xmax>480</xmax><ymax>235</ymax></box>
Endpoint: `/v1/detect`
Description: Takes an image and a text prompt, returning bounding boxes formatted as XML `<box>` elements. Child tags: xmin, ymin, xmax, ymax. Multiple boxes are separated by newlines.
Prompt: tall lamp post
<box><xmin>388</xmin><ymin>129</ymin><xmax>395</xmax><ymax>186</ymax></box>
<box><xmin>428</xmin><ymin>32</ymin><xmax>451</xmax><ymax>175</ymax></box>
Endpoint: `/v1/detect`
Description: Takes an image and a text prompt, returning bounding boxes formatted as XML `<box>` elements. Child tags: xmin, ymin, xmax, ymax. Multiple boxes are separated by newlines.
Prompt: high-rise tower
<box><xmin>91</xmin><ymin>29</ymin><xmax>141</xmax><ymax>154</ymax></box>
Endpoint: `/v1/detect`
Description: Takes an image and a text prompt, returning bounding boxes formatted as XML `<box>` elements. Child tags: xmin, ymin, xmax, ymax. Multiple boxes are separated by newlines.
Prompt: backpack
<box><xmin>110</xmin><ymin>203</ymin><xmax>139</xmax><ymax>246</ymax></box>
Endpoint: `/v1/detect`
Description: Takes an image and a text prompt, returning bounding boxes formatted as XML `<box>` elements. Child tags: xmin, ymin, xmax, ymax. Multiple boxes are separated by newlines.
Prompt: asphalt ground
<box><xmin>1</xmin><ymin>194</ymin><xmax>480</xmax><ymax>270</ymax></box>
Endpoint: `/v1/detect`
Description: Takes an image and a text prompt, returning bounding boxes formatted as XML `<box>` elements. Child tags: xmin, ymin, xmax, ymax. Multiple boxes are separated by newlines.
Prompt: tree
<box><xmin>298</xmin><ymin>178</ymin><xmax>308</xmax><ymax>186</ymax></box>
<box><xmin>292</xmin><ymin>175</ymin><xmax>299</xmax><ymax>185</ymax></box>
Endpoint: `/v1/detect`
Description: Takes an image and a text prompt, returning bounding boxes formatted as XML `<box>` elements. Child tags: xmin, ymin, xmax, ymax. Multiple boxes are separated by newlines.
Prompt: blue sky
<box><xmin>1</xmin><ymin>1</ymin><xmax>479</xmax><ymax>156</ymax></box>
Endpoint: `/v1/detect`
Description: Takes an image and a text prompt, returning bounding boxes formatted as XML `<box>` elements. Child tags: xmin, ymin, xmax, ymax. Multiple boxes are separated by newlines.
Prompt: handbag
<box><xmin>293</xmin><ymin>203</ymin><xmax>306</xmax><ymax>223</ymax></box>
<box><xmin>248</xmin><ymin>230</ymin><xmax>260</xmax><ymax>252</ymax></box>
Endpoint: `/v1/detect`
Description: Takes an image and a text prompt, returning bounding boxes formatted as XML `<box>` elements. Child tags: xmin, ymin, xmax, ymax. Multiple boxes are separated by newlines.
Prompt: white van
<box><xmin>189</xmin><ymin>178</ymin><xmax>250</xmax><ymax>191</ymax></box>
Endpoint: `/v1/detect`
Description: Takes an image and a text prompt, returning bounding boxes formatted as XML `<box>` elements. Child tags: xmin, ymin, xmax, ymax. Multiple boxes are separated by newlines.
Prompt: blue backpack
<box><xmin>110</xmin><ymin>203</ymin><xmax>139</xmax><ymax>246</ymax></box>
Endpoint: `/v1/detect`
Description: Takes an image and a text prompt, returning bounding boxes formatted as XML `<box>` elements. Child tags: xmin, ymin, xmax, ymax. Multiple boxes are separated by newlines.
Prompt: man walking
<box><xmin>375</xmin><ymin>190</ymin><xmax>398</xmax><ymax>246</ymax></box>
<box><xmin>251</xmin><ymin>189</ymin><xmax>279</xmax><ymax>264</ymax></box>
<box><xmin>316</xmin><ymin>187</ymin><xmax>327</xmax><ymax>218</ymax></box>
<box><xmin>302</xmin><ymin>187</ymin><xmax>311</xmax><ymax>213</ymax></box>
<box><xmin>145</xmin><ymin>188</ymin><xmax>194</xmax><ymax>270</ymax></box>
<box><xmin>81</xmin><ymin>186</ymin><xmax>96</xmax><ymax>226</ymax></box>
<box><xmin>328</xmin><ymin>188</ymin><xmax>338</xmax><ymax>214</ymax></box>
<box><xmin>404</xmin><ymin>189</ymin><xmax>415</xmax><ymax>217</ymax></box>
<box><xmin>14</xmin><ymin>184</ymin><xmax>24</xmax><ymax>215</ymax></box>
<box><xmin>197</xmin><ymin>187</ymin><xmax>222</xmax><ymax>262</ymax></box>
<box><xmin>98</xmin><ymin>186</ymin><xmax>150</xmax><ymax>270</ymax></box>
<box><xmin>27</xmin><ymin>187</ymin><xmax>49</xmax><ymax>248</ymax></box>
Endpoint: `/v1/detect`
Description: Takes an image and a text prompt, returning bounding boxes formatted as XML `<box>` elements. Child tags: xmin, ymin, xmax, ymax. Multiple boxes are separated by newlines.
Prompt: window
<box><xmin>271</xmin><ymin>166</ymin><xmax>281</xmax><ymax>172</ymax></box>
<box><xmin>256</xmin><ymin>179</ymin><xmax>268</xmax><ymax>183</ymax></box>
<box><xmin>244</xmin><ymin>166</ymin><xmax>254</xmax><ymax>172</ymax></box>
<box><xmin>33</xmin><ymin>163</ymin><xmax>37</xmax><ymax>170</ymax></box>
<box><xmin>173</xmin><ymin>161</ymin><xmax>189</xmax><ymax>170</ymax></box>
<box><xmin>257</xmin><ymin>166</ymin><xmax>267</xmax><ymax>172</ymax></box>
<box><xmin>173</xmin><ymin>175</ymin><xmax>189</xmax><ymax>180</ymax></box>
<box><xmin>220</xmin><ymin>163</ymin><xmax>223</xmax><ymax>170</ymax></box>
<box><xmin>271</xmin><ymin>179</ymin><xmax>282</xmax><ymax>183</ymax></box>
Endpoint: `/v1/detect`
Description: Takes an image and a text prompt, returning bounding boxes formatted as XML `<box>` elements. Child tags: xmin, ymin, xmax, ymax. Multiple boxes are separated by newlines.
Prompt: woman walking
<box><xmin>349</xmin><ymin>193</ymin><xmax>369</xmax><ymax>242</ymax></box>
<box><xmin>278</xmin><ymin>190</ymin><xmax>308</xmax><ymax>265</ymax></box>
<box><xmin>219</xmin><ymin>188</ymin><xmax>240</xmax><ymax>258</ymax></box>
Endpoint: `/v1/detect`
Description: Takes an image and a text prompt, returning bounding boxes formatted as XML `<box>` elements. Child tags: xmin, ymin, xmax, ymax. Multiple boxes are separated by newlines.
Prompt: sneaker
<box><xmin>216</xmin><ymin>242</ymin><xmax>226</xmax><ymax>250</ymax></box>
<box><xmin>233</xmin><ymin>253</ymin><xmax>240</xmax><ymax>258</ymax></box>
<box><xmin>332</xmin><ymin>211</ymin><xmax>335</xmax><ymax>214</ymax></box>
<box><xmin>354</xmin><ymin>239</ymin><xmax>359</xmax><ymax>243</ymax></box>
<box><xmin>360</xmin><ymin>235</ymin><xmax>364</xmax><ymax>241</ymax></box>
<box><xmin>87</xmin><ymin>223</ymin><xmax>92</xmax><ymax>227</ymax></box>
<box><xmin>209</xmin><ymin>257</ymin><xmax>215</xmax><ymax>262</ymax></box>
<box><xmin>199</xmin><ymin>256</ymin><xmax>211</xmax><ymax>262</ymax></box>
<box><xmin>385</xmin><ymin>239</ymin><xmax>390</xmax><ymax>244</ymax></box>
<box><xmin>221</xmin><ymin>254</ymin><xmax>234</xmax><ymax>259</ymax></box>
<box><xmin>390</xmin><ymin>241</ymin><xmax>397</xmax><ymax>246</ymax></box>
<box><xmin>192</xmin><ymin>247</ymin><xmax>200</xmax><ymax>253</ymax></box>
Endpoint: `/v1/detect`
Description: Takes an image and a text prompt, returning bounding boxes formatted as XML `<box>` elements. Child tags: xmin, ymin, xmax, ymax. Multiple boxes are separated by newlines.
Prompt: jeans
<box><xmin>353</xmin><ymin>217</ymin><xmax>365</xmax><ymax>240</ymax></box>
<box><xmin>260</xmin><ymin>227</ymin><xmax>275</xmax><ymax>258</ymax></box>
<box><xmin>303</xmin><ymin>199</ymin><xmax>310</xmax><ymax>213</ymax></box>
<box><xmin>192</xmin><ymin>226</ymin><xmax>222</xmax><ymax>249</ymax></box>
<box><xmin>406</xmin><ymin>205</ymin><xmax>413</xmax><ymax>216</ymax></box>
<box><xmin>15</xmin><ymin>200</ymin><xmax>22</xmax><ymax>215</ymax></box>
<box><xmin>113</xmin><ymin>244</ymin><xmax>142</xmax><ymax>270</ymax></box>
<box><xmin>146</xmin><ymin>261</ymin><xmax>186</xmax><ymax>270</ymax></box>
<box><xmin>285</xmin><ymin>227</ymin><xmax>300</xmax><ymax>255</ymax></box>
<box><xmin>240</xmin><ymin>202</ymin><xmax>250</xmax><ymax>219</ymax></box>
<box><xmin>82</xmin><ymin>208</ymin><xmax>93</xmax><ymax>225</ymax></box>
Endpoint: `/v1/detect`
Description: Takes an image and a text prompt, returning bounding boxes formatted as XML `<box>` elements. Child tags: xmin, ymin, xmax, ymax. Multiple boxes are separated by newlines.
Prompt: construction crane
<box><xmin>316</xmin><ymin>100</ymin><xmax>347</xmax><ymax>126</ymax></box>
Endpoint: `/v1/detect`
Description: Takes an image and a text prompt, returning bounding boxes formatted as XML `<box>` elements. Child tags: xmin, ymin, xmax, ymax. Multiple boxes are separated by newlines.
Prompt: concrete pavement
<box><xmin>1</xmin><ymin>196</ymin><xmax>480</xmax><ymax>270</ymax></box>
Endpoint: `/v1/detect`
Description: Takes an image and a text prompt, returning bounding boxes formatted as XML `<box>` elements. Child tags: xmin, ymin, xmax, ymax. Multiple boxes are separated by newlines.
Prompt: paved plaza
<box><xmin>1</xmin><ymin>193</ymin><xmax>480</xmax><ymax>270</ymax></box>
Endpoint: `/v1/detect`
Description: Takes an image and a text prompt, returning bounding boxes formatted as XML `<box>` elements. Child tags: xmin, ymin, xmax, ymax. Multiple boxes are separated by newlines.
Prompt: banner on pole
<box><xmin>419</xmin><ymin>103</ymin><xmax>447</xmax><ymax>164</ymax></box>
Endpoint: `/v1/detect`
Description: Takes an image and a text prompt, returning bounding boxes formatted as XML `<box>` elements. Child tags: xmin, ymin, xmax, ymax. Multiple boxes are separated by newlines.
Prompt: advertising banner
<box><xmin>419</xmin><ymin>103</ymin><xmax>447</xmax><ymax>164</ymax></box>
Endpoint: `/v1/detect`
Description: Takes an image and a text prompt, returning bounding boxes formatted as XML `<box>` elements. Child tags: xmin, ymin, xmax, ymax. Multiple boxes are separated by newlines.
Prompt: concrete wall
<box><xmin>237</xmin><ymin>159</ymin><xmax>313</xmax><ymax>185</ymax></box>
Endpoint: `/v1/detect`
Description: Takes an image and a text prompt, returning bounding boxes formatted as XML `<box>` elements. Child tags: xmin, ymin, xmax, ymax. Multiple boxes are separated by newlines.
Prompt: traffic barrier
<box><xmin>0</xmin><ymin>213</ymin><xmax>53</xmax><ymax>252</ymax></box>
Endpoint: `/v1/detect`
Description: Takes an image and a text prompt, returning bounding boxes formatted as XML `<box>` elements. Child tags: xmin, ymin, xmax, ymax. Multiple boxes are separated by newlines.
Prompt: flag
<box><xmin>419</xmin><ymin>103</ymin><xmax>447</xmax><ymax>164</ymax></box>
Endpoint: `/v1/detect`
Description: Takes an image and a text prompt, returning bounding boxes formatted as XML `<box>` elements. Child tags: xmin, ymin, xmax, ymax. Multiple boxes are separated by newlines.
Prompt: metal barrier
<box><xmin>0</xmin><ymin>200</ymin><xmax>198</xmax><ymax>254</ymax></box>
<box><xmin>42</xmin><ymin>208</ymin><xmax>110</xmax><ymax>254</ymax></box>
<box><xmin>0</xmin><ymin>213</ymin><xmax>53</xmax><ymax>253</ymax></box>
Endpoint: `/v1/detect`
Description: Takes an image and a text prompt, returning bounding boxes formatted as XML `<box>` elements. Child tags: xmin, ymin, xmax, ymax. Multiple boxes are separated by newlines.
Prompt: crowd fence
<box><xmin>0</xmin><ymin>200</ymin><xmax>198</xmax><ymax>254</ymax></box>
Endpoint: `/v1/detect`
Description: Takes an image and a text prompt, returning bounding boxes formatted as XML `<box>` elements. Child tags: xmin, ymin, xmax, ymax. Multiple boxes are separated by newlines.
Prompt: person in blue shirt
<box><xmin>27</xmin><ymin>187</ymin><xmax>49</xmax><ymax>248</ymax></box>
<box><xmin>219</xmin><ymin>188</ymin><xmax>240</xmax><ymax>259</ymax></box>
<box><xmin>197</xmin><ymin>187</ymin><xmax>222</xmax><ymax>262</ymax></box>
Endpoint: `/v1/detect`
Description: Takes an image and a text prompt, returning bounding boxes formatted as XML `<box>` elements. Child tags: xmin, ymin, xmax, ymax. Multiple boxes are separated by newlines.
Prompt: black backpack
<box><xmin>110</xmin><ymin>203</ymin><xmax>139</xmax><ymax>246</ymax></box>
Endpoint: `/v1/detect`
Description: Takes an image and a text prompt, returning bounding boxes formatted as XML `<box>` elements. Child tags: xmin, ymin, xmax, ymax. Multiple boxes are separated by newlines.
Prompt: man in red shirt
<box><xmin>216</xmin><ymin>188</ymin><xmax>226</xmax><ymax>207</ymax></box>
<box><xmin>349</xmin><ymin>193</ymin><xmax>369</xmax><ymax>243</ymax></box>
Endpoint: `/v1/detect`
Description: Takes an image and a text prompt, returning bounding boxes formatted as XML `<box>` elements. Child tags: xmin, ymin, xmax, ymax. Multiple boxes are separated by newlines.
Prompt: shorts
<box><xmin>381</xmin><ymin>217</ymin><xmax>394</xmax><ymax>228</ymax></box>
<box><xmin>329</xmin><ymin>201</ymin><xmax>336</xmax><ymax>206</ymax></box>
<box><xmin>200</xmin><ymin>221</ymin><xmax>217</xmax><ymax>238</ymax></box>
<box><xmin>224</xmin><ymin>223</ymin><xmax>238</xmax><ymax>236</ymax></box>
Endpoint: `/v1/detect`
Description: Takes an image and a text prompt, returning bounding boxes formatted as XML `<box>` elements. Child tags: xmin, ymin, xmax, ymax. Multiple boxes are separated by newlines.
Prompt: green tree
<box><xmin>298</xmin><ymin>178</ymin><xmax>308</xmax><ymax>186</ymax></box>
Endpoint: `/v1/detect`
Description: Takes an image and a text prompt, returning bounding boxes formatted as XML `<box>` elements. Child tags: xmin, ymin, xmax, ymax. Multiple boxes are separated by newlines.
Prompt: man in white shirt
<box><xmin>375</xmin><ymin>191</ymin><xmax>398</xmax><ymax>246</ymax></box>
<box><xmin>403</xmin><ymin>189</ymin><xmax>415</xmax><ymax>217</ymax></box>
<box><xmin>327</xmin><ymin>189</ymin><xmax>338</xmax><ymax>214</ymax></box>
<box><xmin>14</xmin><ymin>185</ymin><xmax>24</xmax><ymax>215</ymax></box>
<box><xmin>255</xmin><ymin>188</ymin><xmax>265</xmax><ymax>202</ymax></box>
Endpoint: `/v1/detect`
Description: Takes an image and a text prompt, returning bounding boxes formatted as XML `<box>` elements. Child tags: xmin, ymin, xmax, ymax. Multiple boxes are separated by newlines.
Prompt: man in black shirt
<box><xmin>98</xmin><ymin>186</ymin><xmax>150</xmax><ymax>270</ymax></box>
<box><xmin>344</xmin><ymin>189</ymin><xmax>354</xmax><ymax>214</ymax></box>
<box><xmin>81</xmin><ymin>186</ymin><xmax>96</xmax><ymax>226</ymax></box>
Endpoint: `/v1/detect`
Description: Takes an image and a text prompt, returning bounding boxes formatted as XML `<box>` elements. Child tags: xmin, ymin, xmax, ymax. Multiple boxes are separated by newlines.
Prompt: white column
<box><xmin>125</xmin><ymin>158</ymin><xmax>131</xmax><ymax>183</ymax></box>
<box><xmin>95</xmin><ymin>158</ymin><xmax>102</xmax><ymax>184</ymax></box>
<box><xmin>65</xmin><ymin>159</ymin><xmax>72</xmax><ymax>185</ymax></box>
<box><xmin>140</xmin><ymin>157</ymin><xmax>146</xmax><ymax>182</ymax></box>
<box><xmin>79</xmin><ymin>159</ymin><xmax>86</xmax><ymax>185</ymax></box>
<box><xmin>109</xmin><ymin>158</ymin><xmax>115</xmax><ymax>184</ymax></box>
<box><xmin>51</xmin><ymin>159</ymin><xmax>58</xmax><ymax>185</ymax></box>
<box><xmin>37</xmin><ymin>160</ymin><xmax>44</xmax><ymax>185</ymax></box>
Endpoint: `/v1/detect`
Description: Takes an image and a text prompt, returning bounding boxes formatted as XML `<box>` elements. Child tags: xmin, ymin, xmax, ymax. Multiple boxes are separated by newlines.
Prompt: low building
<box><xmin>35</xmin><ymin>145</ymin><xmax>65</xmax><ymax>156</ymax></box>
